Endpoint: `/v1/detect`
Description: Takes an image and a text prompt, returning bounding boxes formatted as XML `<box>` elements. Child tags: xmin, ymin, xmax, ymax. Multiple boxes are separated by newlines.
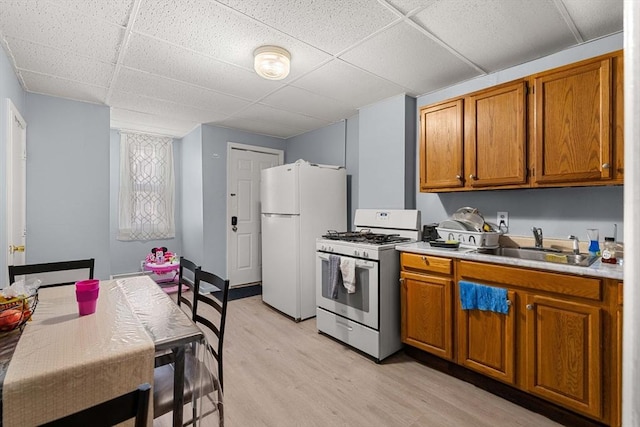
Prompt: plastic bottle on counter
<box><xmin>601</xmin><ymin>237</ymin><xmax>617</xmax><ymax>264</ymax></box>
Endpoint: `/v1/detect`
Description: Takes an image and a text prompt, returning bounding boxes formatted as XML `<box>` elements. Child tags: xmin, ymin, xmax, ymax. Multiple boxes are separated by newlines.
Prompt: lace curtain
<box><xmin>118</xmin><ymin>132</ymin><xmax>175</xmax><ymax>241</ymax></box>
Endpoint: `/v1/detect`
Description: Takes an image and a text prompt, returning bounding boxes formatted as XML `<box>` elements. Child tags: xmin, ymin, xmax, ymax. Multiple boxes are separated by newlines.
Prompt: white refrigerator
<box><xmin>261</xmin><ymin>161</ymin><xmax>346</xmax><ymax>321</ymax></box>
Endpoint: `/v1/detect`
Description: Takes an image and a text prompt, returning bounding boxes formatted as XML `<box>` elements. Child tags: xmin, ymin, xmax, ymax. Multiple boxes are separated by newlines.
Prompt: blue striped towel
<box><xmin>459</xmin><ymin>281</ymin><xmax>509</xmax><ymax>314</ymax></box>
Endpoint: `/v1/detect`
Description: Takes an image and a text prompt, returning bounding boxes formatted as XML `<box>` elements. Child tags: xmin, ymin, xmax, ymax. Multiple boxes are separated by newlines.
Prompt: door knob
<box><xmin>9</xmin><ymin>245</ymin><xmax>25</xmax><ymax>254</ymax></box>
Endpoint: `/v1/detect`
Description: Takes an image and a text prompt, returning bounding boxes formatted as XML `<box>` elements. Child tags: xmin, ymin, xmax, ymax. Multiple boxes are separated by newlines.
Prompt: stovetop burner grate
<box><xmin>322</xmin><ymin>230</ymin><xmax>411</xmax><ymax>245</ymax></box>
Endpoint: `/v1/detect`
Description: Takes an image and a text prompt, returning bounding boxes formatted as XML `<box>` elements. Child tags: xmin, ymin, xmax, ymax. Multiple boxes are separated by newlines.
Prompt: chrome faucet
<box><xmin>568</xmin><ymin>235</ymin><xmax>580</xmax><ymax>254</ymax></box>
<box><xmin>532</xmin><ymin>227</ymin><xmax>543</xmax><ymax>248</ymax></box>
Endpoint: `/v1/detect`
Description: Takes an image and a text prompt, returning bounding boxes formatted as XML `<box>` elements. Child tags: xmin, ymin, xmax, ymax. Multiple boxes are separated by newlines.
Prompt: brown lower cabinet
<box><xmin>400</xmin><ymin>252</ymin><xmax>621</xmax><ymax>426</ymax></box>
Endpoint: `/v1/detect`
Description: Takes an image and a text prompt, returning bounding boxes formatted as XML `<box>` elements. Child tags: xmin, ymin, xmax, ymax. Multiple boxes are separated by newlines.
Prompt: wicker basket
<box><xmin>436</xmin><ymin>227</ymin><xmax>501</xmax><ymax>249</ymax></box>
<box><xmin>0</xmin><ymin>293</ymin><xmax>38</xmax><ymax>332</ymax></box>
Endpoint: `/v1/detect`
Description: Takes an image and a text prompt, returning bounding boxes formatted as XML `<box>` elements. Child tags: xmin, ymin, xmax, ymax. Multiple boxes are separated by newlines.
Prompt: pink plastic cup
<box><xmin>75</xmin><ymin>279</ymin><xmax>99</xmax><ymax>291</ymax></box>
<box><xmin>75</xmin><ymin>281</ymin><xmax>99</xmax><ymax>316</ymax></box>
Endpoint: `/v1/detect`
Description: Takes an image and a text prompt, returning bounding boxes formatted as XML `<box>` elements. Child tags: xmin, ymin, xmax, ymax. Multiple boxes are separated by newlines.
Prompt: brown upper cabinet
<box><xmin>419</xmin><ymin>50</ymin><xmax>624</xmax><ymax>193</ymax></box>
<box><xmin>419</xmin><ymin>81</ymin><xmax>527</xmax><ymax>192</ymax></box>
<box><xmin>465</xmin><ymin>81</ymin><xmax>527</xmax><ymax>188</ymax></box>
<box><xmin>533</xmin><ymin>56</ymin><xmax>616</xmax><ymax>185</ymax></box>
<box><xmin>419</xmin><ymin>99</ymin><xmax>464</xmax><ymax>190</ymax></box>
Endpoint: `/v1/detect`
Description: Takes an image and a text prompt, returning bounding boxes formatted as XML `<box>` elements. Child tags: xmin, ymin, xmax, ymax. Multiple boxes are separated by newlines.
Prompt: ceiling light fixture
<box><xmin>253</xmin><ymin>45</ymin><xmax>291</xmax><ymax>80</ymax></box>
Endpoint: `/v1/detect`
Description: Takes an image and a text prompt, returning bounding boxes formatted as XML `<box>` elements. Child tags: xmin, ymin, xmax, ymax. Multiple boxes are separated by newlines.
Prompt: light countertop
<box><xmin>396</xmin><ymin>242</ymin><xmax>624</xmax><ymax>281</ymax></box>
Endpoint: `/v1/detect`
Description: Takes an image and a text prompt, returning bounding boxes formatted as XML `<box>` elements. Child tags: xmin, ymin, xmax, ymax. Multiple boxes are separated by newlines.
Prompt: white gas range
<box><xmin>315</xmin><ymin>209</ymin><xmax>421</xmax><ymax>362</ymax></box>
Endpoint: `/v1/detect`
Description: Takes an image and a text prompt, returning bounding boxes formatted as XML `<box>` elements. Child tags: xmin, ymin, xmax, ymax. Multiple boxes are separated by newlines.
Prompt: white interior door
<box><xmin>227</xmin><ymin>144</ymin><xmax>282</xmax><ymax>287</ymax></box>
<box><xmin>6</xmin><ymin>100</ymin><xmax>27</xmax><ymax>279</ymax></box>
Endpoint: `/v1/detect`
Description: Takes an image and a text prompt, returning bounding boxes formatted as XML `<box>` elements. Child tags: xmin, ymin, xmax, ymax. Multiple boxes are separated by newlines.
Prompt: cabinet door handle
<box><xmin>456</xmin><ymin>174</ymin><xmax>462</xmax><ymax>180</ymax></box>
<box><xmin>506</xmin><ymin>300</ymin><xmax>511</xmax><ymax>306</ymax></box>
<box><xmin>469</xmin><ymin>174</ymin><xmax>476</xmax><ymax>180</ymax></box>
<box><xmin>602</xmin><ymin>163</ymin><xmax>610</xmax><ymax>169</ymax></box>
<box><xmin>526</xmin><ymin>304</ymin><xmax>534</xmax><ymax>310</ymax></box>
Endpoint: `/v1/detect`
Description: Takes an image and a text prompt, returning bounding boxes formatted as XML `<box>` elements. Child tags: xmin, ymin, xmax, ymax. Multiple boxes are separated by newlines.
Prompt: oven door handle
<box><xmin>317</xmin><ymin>253</ymin><xmax>375</xmax><ymax>269</ymax></box>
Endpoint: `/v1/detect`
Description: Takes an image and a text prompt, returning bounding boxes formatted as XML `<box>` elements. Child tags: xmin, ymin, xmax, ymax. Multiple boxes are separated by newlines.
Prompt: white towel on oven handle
<box><xmin>340</xmin><ymin>257</ymin><xmax>356</xmax><ymax>293</ymax></box>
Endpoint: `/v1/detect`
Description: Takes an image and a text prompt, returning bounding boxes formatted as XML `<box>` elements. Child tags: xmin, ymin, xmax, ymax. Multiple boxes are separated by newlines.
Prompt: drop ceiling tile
<box><xmin>21</xmin><ymin>70</ymin><xmax>107</xmax><ymax>104</ymax></box>
<box><xmin>561</xmin><ymin>0</ymin><xmax>623</xmax><ymax>40</ymax></box>
<box><xmin>133</xmin><ymin>0</ymin><xmax>331</xmax><ymax>76</ymax></box>
<box><xmin>260</xmin><ymin>86</ymin><xmax>356</xmax><ymax>122</ymax></box>
<box><xmin>114</xmin><ymin>67</ymin><xmax>251</xmax><ymax>115</ymax></box>
<box><xmin>216</xmin><ymin>0</ymin><xmax>399</xmax><ymax>54</ymax></box>
<box><xmin>124</xmin><ymin>33</ymin><xmax>283</xmax><ymax>101</ymax></box>
<box><xmin>110</xmin><ymin>91</ymin><xmax>228</xmax><ymax>124</ymax></box>
<box><xmin>412</xmin><ymin>0</ymin><xmax>576</xmax><ymax>72</ymax></box>
<box><xmin>212</xmin><ymin>116</ymin><xmax>304</xmax><ymax>139</ymax></box>
<box><xmin>340</xmin><ymin>22</ymin><xmax>480</xmax><ymax>96</ymax></box>
<box><xmin>47</xmin><ymin>0</ymin><xmax>135</xmax><ymax>26</ymax></box>
<box><xmin>232</xmin><ymin>103</ymin><xmax>332</xmax><ymax>132</ymax></box>
<box><xmin>7</xmin><ymin>37</ymin><xmax>114</xmax><ymax>87</ymax></box>
<box><xmin>0</xmin><ymin>1</ymin><xmax>123</xmax><ymax>63</ymax></box>
<box><xmin>111</xmin><ymin>107</ymin><xmax>197</xmax><ymax>137</ymax></box>
<box><xmin>291</xmin><ymin>59</ymin><xmax>407</xmax><ymax>108</ymax></box>
<box><xmin>380</xmin><ymin>0</ymin><xmax>432</xmax><ymax>15</ymax></box>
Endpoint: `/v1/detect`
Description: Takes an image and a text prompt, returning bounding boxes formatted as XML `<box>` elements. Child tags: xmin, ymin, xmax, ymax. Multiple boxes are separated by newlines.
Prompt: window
<box><xmin>118</xmin><ymin>132</ymin><xmax>175</xmax><ymax>241</ymax></box>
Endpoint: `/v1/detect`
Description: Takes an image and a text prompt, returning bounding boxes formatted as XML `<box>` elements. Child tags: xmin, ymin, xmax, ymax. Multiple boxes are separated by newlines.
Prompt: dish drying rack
<box><xmin>436</xmin><ymin>228</ymin><xmax>502</xmax><ymax>249</ymax></box>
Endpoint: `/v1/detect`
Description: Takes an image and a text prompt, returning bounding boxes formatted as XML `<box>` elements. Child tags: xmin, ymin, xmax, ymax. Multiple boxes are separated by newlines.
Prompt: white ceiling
<box><xmin>0</xmin><ymin>0</ymin><xmax>623</xmax><ymax>139</ymax></box>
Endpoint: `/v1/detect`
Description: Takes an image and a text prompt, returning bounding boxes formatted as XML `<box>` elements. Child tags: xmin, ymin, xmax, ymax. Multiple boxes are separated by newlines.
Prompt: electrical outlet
<box><xmin>497</xmin><ymin>212</ymin><xmax>509</xmax><ymax>229</ymax></box>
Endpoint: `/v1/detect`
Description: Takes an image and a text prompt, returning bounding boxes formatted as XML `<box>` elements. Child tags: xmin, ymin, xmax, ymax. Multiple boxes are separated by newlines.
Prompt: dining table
<box><xmin>0</xmin><ymin>275</ymin><xmax>205</xmax><ymax>427</ymax></box>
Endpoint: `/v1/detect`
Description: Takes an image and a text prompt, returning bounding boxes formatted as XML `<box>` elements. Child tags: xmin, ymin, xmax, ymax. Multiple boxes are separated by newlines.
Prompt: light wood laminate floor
<box><xmin>156</xmin><ymin>295</ymin><xmax>562</xmax><ymax>427</ymax></box>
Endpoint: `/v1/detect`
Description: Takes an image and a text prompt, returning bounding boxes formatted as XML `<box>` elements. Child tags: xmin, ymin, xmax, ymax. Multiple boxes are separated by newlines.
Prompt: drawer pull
<box><xmin>336</xmin><ymin>322</ymin><xmax>353</xmax><ymax>331</ymax></box>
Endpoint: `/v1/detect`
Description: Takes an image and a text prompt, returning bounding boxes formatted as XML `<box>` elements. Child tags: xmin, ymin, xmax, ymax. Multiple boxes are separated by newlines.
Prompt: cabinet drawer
<box><xmin>401</xmin><ymin>252</ymin><xmax>452</xmax><ymax>275</ymax></box>
<box><xmin>458</xmin><ymin>261</ymin><xmax>602</xmax><ymax>301</ymax></box>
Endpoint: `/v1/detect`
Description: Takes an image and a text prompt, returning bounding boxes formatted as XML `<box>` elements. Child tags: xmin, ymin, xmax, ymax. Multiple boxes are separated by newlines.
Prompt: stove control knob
<box><xmin>320</xmin><ymin>245</ymin><xmax>326</xmax><ymax>251</ymax></box>
<box><xmin>354</xmin><ymin>250</ymin><xmax>360</xmax><ymax>257</ymax></box>
<box><xmin>363</xmin><ymin>251</ymin><xmax>369</xmax><ymax>258</ymax></box>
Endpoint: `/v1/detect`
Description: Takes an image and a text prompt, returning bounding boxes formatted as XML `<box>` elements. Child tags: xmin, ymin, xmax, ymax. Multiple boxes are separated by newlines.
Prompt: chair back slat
<box><xmin>42</xmin><ymin>383</ymin><xmax>150</xmax><ymax>427</ymax></box>
<box><xmin>177</xmin><ymin>257</ymin><xmax>199</xmax><ymax>311</ymax></box>
<box><xmin>8</xmin><ymin>259</ymin><xmax>95</xmax><ymax>288</ymax></box>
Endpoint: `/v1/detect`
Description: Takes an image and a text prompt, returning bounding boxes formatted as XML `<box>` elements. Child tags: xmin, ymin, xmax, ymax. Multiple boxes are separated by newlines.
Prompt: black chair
<box><xmin>153</xmin><ymin>267</ymin><xmax>229</xmax><ymax>425</ymax></box>
<box><xmin>41</xmin><ymin>383</ymin><xmax>151</xmax><ymax>427</ymax></box>
<box><xmin>8</xmin><ymin>258</ymin><xmax>95</xmax><ymax>288</ymax></box>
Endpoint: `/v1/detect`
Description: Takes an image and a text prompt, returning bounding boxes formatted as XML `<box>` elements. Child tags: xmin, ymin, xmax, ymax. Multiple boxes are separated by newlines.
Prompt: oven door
<box><xmin>316</xmin><ymin>252</ymin><xmax>378</xmax><ymax>329</ymax></box>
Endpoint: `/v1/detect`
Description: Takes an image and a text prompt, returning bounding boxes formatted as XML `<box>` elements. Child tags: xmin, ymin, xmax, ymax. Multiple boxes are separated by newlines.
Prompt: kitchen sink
<box><xmin>479</xmin><ymin>247</ymin><xmax>599</xmax><ymax>267</ymax></box>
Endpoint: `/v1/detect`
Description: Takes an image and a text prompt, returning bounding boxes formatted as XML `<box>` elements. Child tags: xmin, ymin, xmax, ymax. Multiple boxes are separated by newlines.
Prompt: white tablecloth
<box><xmin>3</xmin><ymin>281</ymin><xmax>155</xmax><ymax>426</ymax></box>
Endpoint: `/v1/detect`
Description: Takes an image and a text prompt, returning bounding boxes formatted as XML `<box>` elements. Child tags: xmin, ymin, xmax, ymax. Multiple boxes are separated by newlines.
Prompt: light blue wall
<box><xmin>0</xmin><ymin>46</ymin><xmax>26</xmax><ymax>283</ymax></box>
<box><xmin>416</xmin><ymin>33</ymin><xmax>625</xmax><ymax>241</ymax></box>
<box><xmin>200</xmin><ymin>124</ymin><xmax>286</xmax><ymax>278</ymax></box>
<box><xmin>285</xmin><ymin>121</ymin><xmax>346</xmax><ymax>165</ymax></box>
<box><xmin>25</xmin><ymin>93</ymin><xmax>111</xmax><ymax>279</ymax></box>
<box><xmin>359</xmin><ymin>94</ymin><xmax>415</xmax><ymax>209</ymax></box>
<box><xmin>108</xmin><ymin>129</ymin><xmax>183</xmax><ymax>275</ymax></box>
<box><xmin>180</xmin><ymin>126</ymin><xmax>204</xmax><ymax>267</ymax></box>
